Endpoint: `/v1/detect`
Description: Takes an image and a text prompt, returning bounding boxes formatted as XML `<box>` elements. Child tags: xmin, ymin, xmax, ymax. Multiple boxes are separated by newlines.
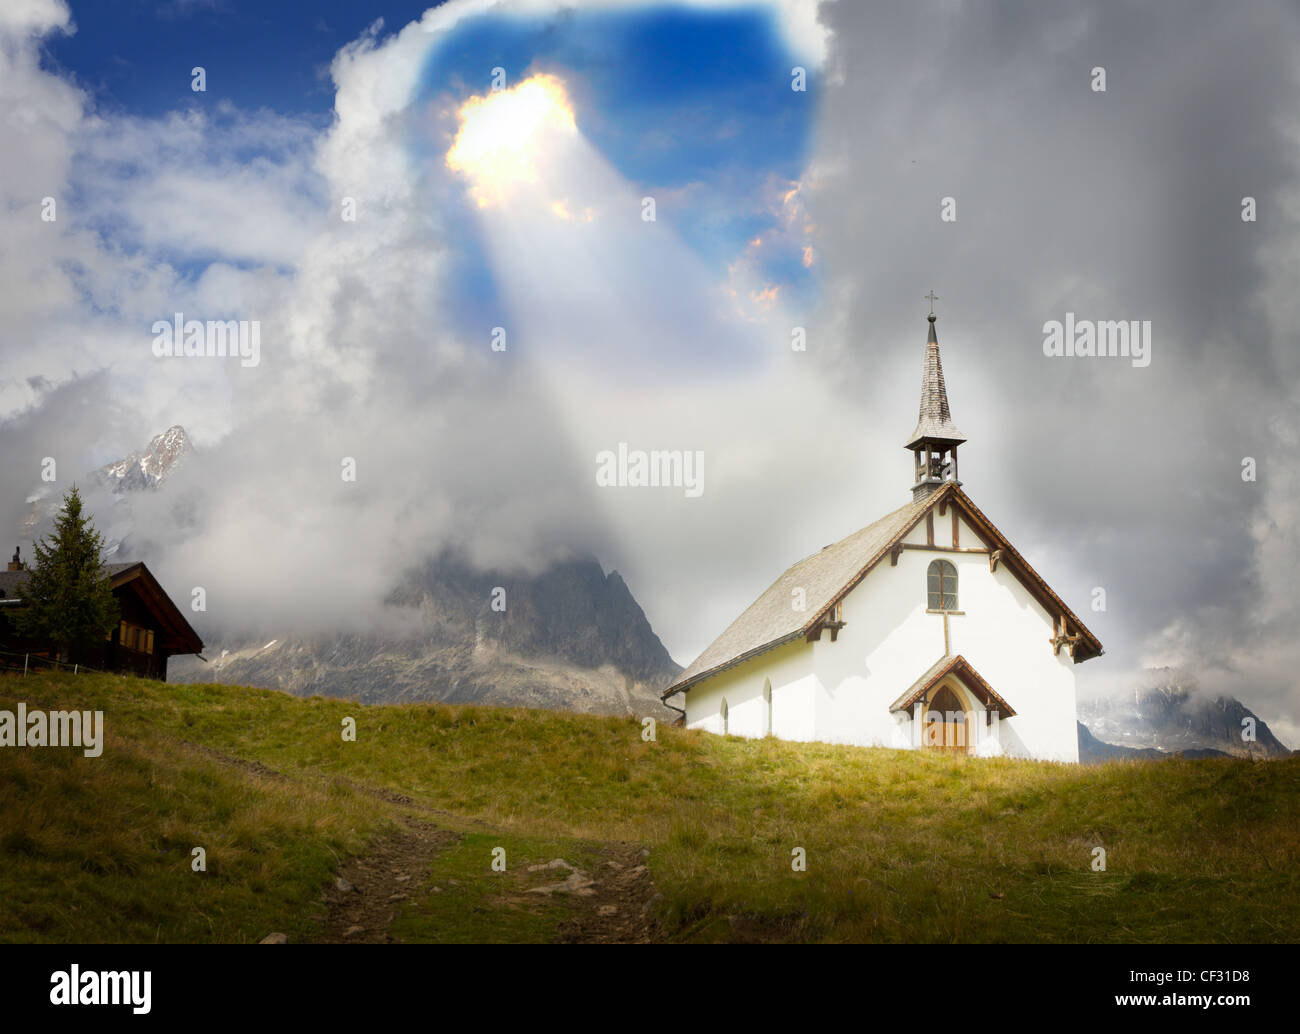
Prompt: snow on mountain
<box><xmin>94</xmin><ymin>425</ymin><xmax>191</xmax><ymax>491</ymax></box>
<box><xmin>1077</xmin><ymin>667</ymin><xmax>1291</xmax><ymax>759</ymax></box>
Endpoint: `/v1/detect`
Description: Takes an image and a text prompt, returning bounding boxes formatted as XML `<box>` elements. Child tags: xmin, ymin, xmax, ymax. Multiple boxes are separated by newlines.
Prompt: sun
<box><xmin>445</xmin><ymin>73</ymin><xmax>578</xmax><ymax>208</ymax></box>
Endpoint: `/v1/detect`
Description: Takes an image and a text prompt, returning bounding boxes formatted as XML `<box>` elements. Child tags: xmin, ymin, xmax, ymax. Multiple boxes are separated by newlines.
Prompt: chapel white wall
<box><xmin>680</xmin><ymin>504</ymin><xmax>1082</xmax><ymax>763</ymax></box>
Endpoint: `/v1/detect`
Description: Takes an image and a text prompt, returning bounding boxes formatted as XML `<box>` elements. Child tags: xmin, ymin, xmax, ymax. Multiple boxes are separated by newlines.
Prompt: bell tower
<box><xmin>905</xmin><ymin>299</ymin><xmax>965</xmax><ymax>501</ymax></box>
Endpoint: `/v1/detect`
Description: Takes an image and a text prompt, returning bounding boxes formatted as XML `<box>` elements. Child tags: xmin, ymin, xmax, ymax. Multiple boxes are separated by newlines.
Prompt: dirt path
<box><xmin>318</xmin><ymin>819</ymin><xmax>460</xmax><ymax>943</ymax></box>
<box><xmin>553</xmin><ymin>841</ymin><xmax>661</xmax><ymax>944</ymax></box>
<box><xmin>177</xmin><ymin>738</ymin><xmax>663</xmax><ymax>943</ymax></box>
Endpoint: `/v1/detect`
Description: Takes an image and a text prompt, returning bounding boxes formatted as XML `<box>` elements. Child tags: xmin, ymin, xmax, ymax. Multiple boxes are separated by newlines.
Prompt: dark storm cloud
<box><xmin>806</xmin><ymin>0</ymin><xmax>1300</xmax><ymax>726</ymax></box>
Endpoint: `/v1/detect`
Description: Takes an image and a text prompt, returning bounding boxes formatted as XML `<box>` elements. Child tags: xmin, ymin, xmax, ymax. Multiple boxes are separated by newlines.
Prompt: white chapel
<box><xmin>663</xmin><ymin>311</ymin><xmax>1102</xmax><ymax>762</ymax></box>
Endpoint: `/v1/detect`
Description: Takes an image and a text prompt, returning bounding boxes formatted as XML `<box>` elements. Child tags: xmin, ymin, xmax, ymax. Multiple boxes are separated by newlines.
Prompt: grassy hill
<box><xmin>2</xmin><ymin>671</ymin><xmax>1297</xmax><ymax>943</ymax></box>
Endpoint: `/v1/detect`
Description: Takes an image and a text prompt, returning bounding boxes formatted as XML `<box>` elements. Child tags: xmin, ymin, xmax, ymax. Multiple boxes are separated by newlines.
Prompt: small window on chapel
<box><xmin>927</xmin><ymin>560</ymin><xmax>958</xmax><ymax>611</ymax></box>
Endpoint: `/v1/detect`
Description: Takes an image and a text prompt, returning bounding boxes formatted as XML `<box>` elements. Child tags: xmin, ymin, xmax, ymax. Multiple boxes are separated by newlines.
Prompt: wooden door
<box><xmin>924</xmin><ymin>685</ymin><xmax>969</xmax><ymax>754</ymax></box>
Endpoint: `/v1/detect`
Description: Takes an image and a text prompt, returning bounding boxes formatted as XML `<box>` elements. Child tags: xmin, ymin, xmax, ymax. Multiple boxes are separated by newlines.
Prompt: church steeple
<box><xmin>905</xmin><ymin>304</ymin><xmax>965</xmax><ymax>501</ymax></box>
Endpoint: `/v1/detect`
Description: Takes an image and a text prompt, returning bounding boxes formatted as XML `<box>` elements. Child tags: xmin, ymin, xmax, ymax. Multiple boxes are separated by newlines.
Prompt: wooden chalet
<box><xmin>0</xmin><ymin>549</ymin><xmax>203</xmax><ymax>679</ymax></box>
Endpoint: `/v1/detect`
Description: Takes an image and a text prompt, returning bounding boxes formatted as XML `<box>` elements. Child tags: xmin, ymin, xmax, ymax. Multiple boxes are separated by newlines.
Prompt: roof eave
<box><xmin>904</xmin><ymin>430</ymin><xmax>966</xmax><ymax>450</ymax></box>
<box><xmin>663</xmin><ymin>628</ymin><xmax>805</xmax><ymax>698</ymax></box>
<box><xmin>948</xmin><ymin>486</ymin><xmax>1104</xmax><ymax>658</ymax></box>
<box><xmin>889</xmin><ymin>653</ymin><xmax>1019</xmax><ymax>718</ymax></box>
<box><xmin>663</xmin><ymin>480</ymin><xmax>1104</xmax><ymax>697</ymax></box>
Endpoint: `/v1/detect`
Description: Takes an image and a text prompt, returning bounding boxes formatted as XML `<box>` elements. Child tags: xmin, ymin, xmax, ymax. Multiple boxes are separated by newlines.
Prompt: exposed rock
<box><xmin>527</xmin><ymin>869</ymin><xmax>596</xmax><ymax>897</ymax></box>
<box><xmin>1078</xmin><ymin>669</ymin><xmax>1291</xmax><ymax>761</ymax></box>
<box><xmin>527</xmin><ymin>858</ymin><xmax>575</xmax><ymax>873</ymax></box>
<box><xmin>259</xmin><ymin>932</ymin><xmax>288</xmax><ymax>944</ymax></box>
<box><xmin>171</xmin><ymin>552</ymin><xmax>681</xmax><ymax>719</ymax></box>
<box><xmin>1077</xmin><ymin>721</ymin><xmax>1166</xmax><ymax>762</ymax></box>
<box><xmin>93</xmin><ymin>425</ymin><xmax>192</xmax><ymax>492</ymax></box>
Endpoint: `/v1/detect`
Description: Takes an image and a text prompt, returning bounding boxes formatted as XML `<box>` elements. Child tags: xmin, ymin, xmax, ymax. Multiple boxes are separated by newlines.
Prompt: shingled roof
<box><xmin>0</xmin><ymin>561</ymin><xmax>202</xmax><ymax>654</ymax></box>
<box><xmin>905</xmin><ymin>315</ymin><xmax>965</xmax><ymax>449</ymax></box>
<box><xmin>663</xmin><ymin>481</ymin><xmax>1103</xmax><ymax>699</ymax></box>
<box><xmin>0</xmin><ymin>562</ymin><xmax>135</xmax><ymax>600</ymax></box>
<box><xmin>889</xmin><ymin>653</ymin><xmax>1017</xmax><ymax>718</ymax></box>
<box><xmin>664</xmin><ymin>493</ymin><xmax>934</xmax><ymax>697</ymax></box>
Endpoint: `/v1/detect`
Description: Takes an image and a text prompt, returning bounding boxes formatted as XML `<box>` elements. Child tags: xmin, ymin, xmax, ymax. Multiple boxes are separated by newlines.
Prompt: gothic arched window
<box><xmin>927</xmin><ymin>559</ymin><xmax>958</xmax><ymax>611</ymax></box>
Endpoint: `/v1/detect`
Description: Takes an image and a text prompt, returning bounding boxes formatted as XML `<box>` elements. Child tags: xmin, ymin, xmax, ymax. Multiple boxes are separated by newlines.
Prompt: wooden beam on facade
<box><xmin>902</xmin><ymin>544</ymin><xmax>990</xmax><ymax>554</ymax></box>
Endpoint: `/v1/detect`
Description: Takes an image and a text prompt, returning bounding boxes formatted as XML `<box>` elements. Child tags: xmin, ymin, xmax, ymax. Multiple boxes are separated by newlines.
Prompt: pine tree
<box><xmin>13</xmin><ymin>485</ymin><xmax>119</xmax><ymax>665</ymax></box>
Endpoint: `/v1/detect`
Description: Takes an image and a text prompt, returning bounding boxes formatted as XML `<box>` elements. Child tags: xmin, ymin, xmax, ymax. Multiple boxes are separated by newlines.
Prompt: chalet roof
<box><xmin>0</xmin><ymin>560</ymin><xmax>203</xmax><ymax>655</ymax></box>
<box><xmin>663</xmin><ymin>481</ymin><xmax>1103</xmax><ymax>699</ymax></box>
<box><xmin>889</xmin><ymin>653</ymin><xmax>1017</xmax><ymax>718</ymax></box>
<box><xmin>0</xmin><ymin>562</ymin><xmax>134</xmax><ymax>599</ymax></box>
<box><xmin>905</xmin><ymin>316</ymin><xmax>965</xmax><ymax>450</ymax></box>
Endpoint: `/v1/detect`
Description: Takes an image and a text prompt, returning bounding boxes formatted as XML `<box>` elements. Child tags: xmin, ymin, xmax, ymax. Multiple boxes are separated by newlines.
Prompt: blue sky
<box><xmin>45</xmin><ymin>0</ymin><xmax>437</xmax><ymax>117</ymax></box>
<box><xmin>46</xmin><ymin>1</ymin><xmax>818</xmax><ymax>323</ymax></box>
<box><xmin>407</xmin><ymin>4</ymin><xmax>818</xmax><ymax>340</ymax></box>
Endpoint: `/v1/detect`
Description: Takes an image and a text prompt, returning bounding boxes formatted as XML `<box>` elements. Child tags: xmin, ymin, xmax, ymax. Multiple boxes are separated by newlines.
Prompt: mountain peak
<box><xmin>97</xmin><ymin>425</ymin><xmax>191</xmax><ymax>490</ymax></box>
<box><xmin>1079</xmin><ymin>667</ymin><xmax>1290</xmax><ymax>758</ymax></box>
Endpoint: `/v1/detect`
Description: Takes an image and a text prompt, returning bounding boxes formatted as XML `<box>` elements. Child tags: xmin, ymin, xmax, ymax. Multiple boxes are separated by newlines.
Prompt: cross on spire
<box><xmin>925</xmin><ymin>290</ymin><xmax>938</xmax><ymax>317</ymax></box>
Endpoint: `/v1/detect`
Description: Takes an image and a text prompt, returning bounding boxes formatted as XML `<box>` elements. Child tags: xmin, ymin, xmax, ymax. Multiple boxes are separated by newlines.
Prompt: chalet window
<box><xmin>721</xmin><ymin>698</ymin><xmax>729</xmax><ymax>736</ymax></box>
<box><xmin>927</xmin><ymin>559</ymin><xmax>958</xmax><ymax>611</ymax></box>
<box><xmin>117</xmin><ymin>621</ymin><xmax>155</xmax><ymax>653</ymax></box>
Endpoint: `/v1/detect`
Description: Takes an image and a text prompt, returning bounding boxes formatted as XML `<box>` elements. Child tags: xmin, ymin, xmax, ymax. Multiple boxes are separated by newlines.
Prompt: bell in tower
<box><xmin>905</xmin><ymin>305</ymin><xmax>965</xmax><ymax>502</ymax></box>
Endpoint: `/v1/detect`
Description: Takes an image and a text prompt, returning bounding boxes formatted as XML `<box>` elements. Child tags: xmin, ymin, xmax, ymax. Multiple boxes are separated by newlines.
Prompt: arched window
<box><xmin>927</xmin><ymin>559</ymin><xmax>958</xmax><ymax>610</ymax></box>
<box><xmin>763</xmin><ymin>679</ymin><xmax>772</xmax><ymax>736</ymax></box>
<box><xmin>721</xmin><ymin>698</ymin><xmax>729</xmax><ymax>735</ymax></box>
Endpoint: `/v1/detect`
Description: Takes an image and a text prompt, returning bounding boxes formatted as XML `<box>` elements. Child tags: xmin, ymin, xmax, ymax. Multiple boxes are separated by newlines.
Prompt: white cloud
<box><xmin>5</xmin><ymin>0</ymin><xmax>1299</xmax><ymax>753</ymax></box>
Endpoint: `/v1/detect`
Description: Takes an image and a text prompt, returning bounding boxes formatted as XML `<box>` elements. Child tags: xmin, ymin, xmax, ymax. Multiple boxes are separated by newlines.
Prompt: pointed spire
<box><xmin>905</xmin><ymin>314</ymin><xmax>965</xmax><ymax>450</ymax></box>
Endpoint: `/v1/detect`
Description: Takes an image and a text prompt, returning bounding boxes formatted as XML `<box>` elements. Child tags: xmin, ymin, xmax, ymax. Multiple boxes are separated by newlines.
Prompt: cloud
<box><xmin>0</xmin><ymin>0</ymin><xmax>71</xmax><ymax>36</ymax></box>
<box><xmin>73</xmin><ymin>105</ymin><xmax>327</xmax><ymax>268</ymax></box>
<box><xmin>803</xmin><ymin>0</ymin><xmax>1300</xmax><ymax>734</ymax></box>
<box><xmin>2</xmin><ymin>1</ymin><xmax>1298</xmax><ymax>748</ymax></box>
<box><xmin>1</xmin><ymin>1</ymin><xmax>634</xmax><ymax>636</ymax></box>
